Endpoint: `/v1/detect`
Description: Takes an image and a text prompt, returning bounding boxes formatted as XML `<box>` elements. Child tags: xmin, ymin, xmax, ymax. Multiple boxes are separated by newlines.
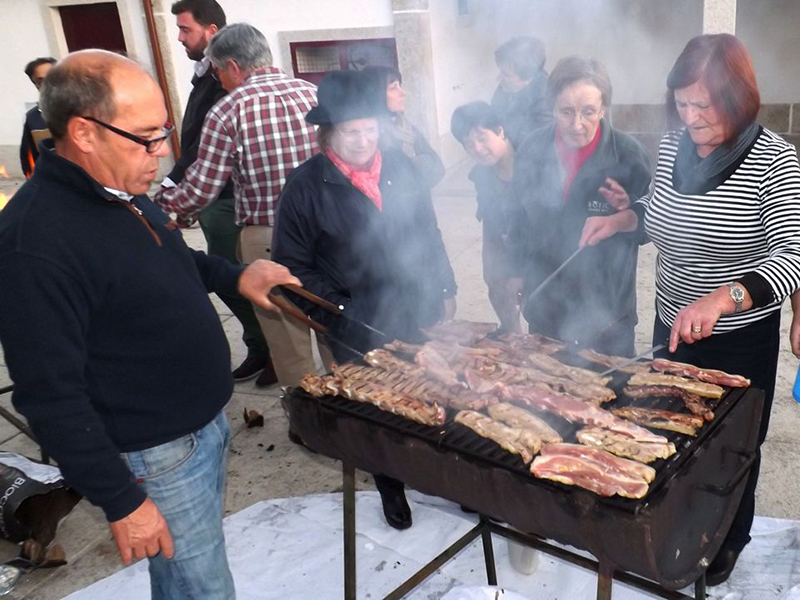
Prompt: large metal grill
<box><xmin>284</xmin><ymin>357</ymin><xmax>763</xmax><ymax>597</ymax></box>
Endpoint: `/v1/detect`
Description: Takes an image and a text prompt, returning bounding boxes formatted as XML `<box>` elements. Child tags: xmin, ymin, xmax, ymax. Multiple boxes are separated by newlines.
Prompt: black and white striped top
<box><xmin>637</xmin><ymin>127</ymin><xmax>800</xmax><ymax>333</ymax></box>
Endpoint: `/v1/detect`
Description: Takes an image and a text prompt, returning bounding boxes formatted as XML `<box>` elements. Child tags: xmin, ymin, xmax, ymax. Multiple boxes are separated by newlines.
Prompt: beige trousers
<box><xmin>239</xmin><ymin>225</ymin><xmax>332</xmax><ymax>387</ymax></box>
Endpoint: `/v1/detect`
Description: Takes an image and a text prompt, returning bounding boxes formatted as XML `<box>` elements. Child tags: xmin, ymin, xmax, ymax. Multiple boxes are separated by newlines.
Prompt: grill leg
<box><xmin>343</xmin><ymin>463</ymin><xmax>356</xmax><ymax>600</ymax></box>
<box><xmin>597</xmin><ymin>562</ymin><xmax>614</xmax><ymax>600</ymax></box>
<box><xmin>479</xmin><ymin>517</ymin><xmax>497</xmax><ymax>585</ymax></box>
<box><xmin>695</xmin><ymin>572</ymin><xmax>707</xmax><ymax>599</ymax></box>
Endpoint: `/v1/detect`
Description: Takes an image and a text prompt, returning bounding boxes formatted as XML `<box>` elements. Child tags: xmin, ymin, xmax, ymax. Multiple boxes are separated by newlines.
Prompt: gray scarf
<box><xmin>674</xmin><ymin>121</ymin><xmax>760</xmax><ymax>195</ymax></box>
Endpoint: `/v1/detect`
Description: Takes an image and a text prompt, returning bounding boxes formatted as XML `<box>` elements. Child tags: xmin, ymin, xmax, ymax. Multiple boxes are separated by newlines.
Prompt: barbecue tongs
<box><xmin>266</xmin><ymin>285</ymin><xmax>385</xmax><ymax>358</ymax></box>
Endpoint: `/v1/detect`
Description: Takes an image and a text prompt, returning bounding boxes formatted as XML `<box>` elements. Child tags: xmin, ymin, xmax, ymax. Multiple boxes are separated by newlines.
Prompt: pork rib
<box><xmin>576</xmin><ymin>427</ymin><xmax>676</xmax><ymax>464</ymax></box>
<box><xmin>612</xmin><ymin>406</ymin><xmax>704</xmax><ymax>436</ymax></box>
<box><xmin>623</xmin><ymin>385</ymin><xmax>715</xmax><ymax>421</ymax></box>
<box><xmin>526</xmin><ymin>352</ymin><xmax>612</xmax><ymax>387</ymax></box>
<box><xmin>627</xmin><ymin>373</ymin><xmax>724</xmax><ymax>399</ymax></box>
<box><xmin>531</xmin><ymin>443</ymin><xmax>655</xmax><ymax>499</ymax></box>
<box><xmin>499</xmin><ymin>384</ymin><xmax>668</xmax><ymax>444</ymax></box>
<box><xmin>455</xmin><ymin>410</ymin><xmax>542</xmax><ymax>464</ymax></box>
<box><xmin>541</xmin><ymin>443</ymin><xmax>656</xmax><ymax>483</ymax></box>
<box><xmin>651</xmin><ymin>358</ymin><xmax>750</xmax><ymax>388</ymax></box>
<box><xmin>487</xmin><ymin>403</ymin><xmax>563</xmax><ymax>444</ymax></box>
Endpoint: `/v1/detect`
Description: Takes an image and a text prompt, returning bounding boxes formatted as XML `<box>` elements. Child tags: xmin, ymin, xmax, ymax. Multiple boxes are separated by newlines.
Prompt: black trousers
<box><xmin>653</xmin><ymin>310</ymin><xmax>781</xmax><ymax>553</ymax></box>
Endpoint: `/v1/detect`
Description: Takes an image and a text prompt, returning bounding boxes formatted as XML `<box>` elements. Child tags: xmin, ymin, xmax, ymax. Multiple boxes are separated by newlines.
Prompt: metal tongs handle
<box><xmin>280</xmin><ymin>284</ymin><xmax>386</xmax><ymax>339</ymax></box>
<box><xmin>267</xmin><ymin>292</ymin><xmax>365</xmax><ymax>359</ymax></box>
<box><xmin>598</xmin><ymin>339</ymin><xmax>684</xmax><ymax>376</ymax></box>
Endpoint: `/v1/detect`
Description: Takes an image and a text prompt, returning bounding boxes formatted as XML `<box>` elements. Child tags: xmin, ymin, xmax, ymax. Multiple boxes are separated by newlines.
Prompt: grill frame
<box><xmin>284</xmin><ymin>381</ymin><xmax>763</xmax><ymax>591</ymax></box>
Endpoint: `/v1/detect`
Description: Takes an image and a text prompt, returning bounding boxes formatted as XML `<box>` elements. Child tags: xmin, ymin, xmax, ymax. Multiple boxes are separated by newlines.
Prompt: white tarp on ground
<box><xmin>64</xmin><ymin>491</ymin><xmax>800</xmax><ymax>600</ymax></box>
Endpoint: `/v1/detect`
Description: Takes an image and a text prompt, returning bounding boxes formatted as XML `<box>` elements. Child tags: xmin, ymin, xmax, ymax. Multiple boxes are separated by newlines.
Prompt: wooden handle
<box><xmin>267</xmin><ymin>292</ymin><xmax>328</xmax><ymax>334</ymax></box>
<box><xmin>282</xmin><ymin>284</ymin><xmax>343</xmax><ymax>315</ymax></box>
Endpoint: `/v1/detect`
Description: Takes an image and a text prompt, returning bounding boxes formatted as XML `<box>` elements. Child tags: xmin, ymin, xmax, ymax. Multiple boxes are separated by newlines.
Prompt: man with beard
<box><xmin>165</xmin><ymin>0</ymin><xmax>275</xmax><ymax>385</ymax></box>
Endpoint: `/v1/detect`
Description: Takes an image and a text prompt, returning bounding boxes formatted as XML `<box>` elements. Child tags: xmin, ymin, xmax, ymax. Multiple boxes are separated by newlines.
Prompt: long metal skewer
<box><xmin>524</xmin><ymin>246</ymin><xmax>585</xmax><ymax>305</ymax></box>
<box><xmin>599</xmin><ymin>342</ymin><xmax>667</xmax><ymax>376</ymax></box>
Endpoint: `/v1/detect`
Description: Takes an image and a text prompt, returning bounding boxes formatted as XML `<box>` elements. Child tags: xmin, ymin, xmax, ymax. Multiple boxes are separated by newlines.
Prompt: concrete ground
<box><xmin>0</xmin><ymin>161</ymin><xmax>799</xmax><ymax>599</ymax></box>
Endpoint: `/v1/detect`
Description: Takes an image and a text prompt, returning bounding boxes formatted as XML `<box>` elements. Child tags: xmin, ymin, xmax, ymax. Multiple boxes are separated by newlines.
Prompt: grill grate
<box><xmin>290</xmin><ymin>357</ymin><xmax>747</xmax><ymax>512</ymax></box>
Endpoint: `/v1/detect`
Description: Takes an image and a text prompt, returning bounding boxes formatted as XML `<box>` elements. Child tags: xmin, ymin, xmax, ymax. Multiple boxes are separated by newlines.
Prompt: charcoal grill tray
<box><xmin>294</xmin><ymin>378</ymin><xmax>745</xmax><ymax>512</ymax></box>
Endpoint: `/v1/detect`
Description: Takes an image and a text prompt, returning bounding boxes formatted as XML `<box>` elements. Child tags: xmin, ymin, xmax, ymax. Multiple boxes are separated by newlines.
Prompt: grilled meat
<box><xmin>332</xmin><ymin>364</ymin><xmax>495</xmax><ymax>411</ymax></box>
<box><xmin>627</xmin><ymin>373</ymin><xmax>724</xmax><ymax>399</ymax></box>
<box><xmin>612</xmin><ymin>406</ymin><xmax>705</xmax><ymax>436</ymax></box>
<box><xmin>526</xmin><ymin>352</ymin><xmax>612</xmax><ymax>387</ymax></box>
<box><xmin>415</xmin><ymin>346</ymin><xmax>466</xmax><ymax>388</ymax></box>
<box><xmin>496</xmin><ymin>332</ymin><xmax>567</xmax><ymax>355</ymax></box>
<box><xmin>576</xmin><ymin>427</ymin><xmax>676</xmax><ymax>464</ymax></box>
<box><xmin>499</xmin><ymin>384</ymin><xmax>669</xmax><ymax>445</ymax></box>
<box><xmin>487</xmin><ymin>403</ymin><xmax>563</xmax><ymax>444</ymax></box>
<box><xmin>531</xmin><ymin>443</ymin><xmax>655</xmax><ymax>499</ymax></box>
<box><xmin>651</xmin><ymin>358</ymin><xmax>750</xmax><ymax>388</ymax></box>
<box><xmin>364</xmin><ymin>349</ymin><xmax>426</xmax><ymax>378</ymax></box>
<box><xmin>577</xmin><ymin>349</ymin><xmax>652</xmax><ymax>374</ymax></box>
<box><xmin>623</xmin><ymin>385</ymin><xmax>714</xmax><ymax>421</ymax></box>
<box><xmin>455</xmin><ymin>410</ymin><xmax>542</xmax><ymax>464</ymax></box>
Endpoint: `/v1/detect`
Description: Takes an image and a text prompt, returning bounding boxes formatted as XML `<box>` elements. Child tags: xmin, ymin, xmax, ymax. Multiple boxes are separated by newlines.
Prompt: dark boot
<box><xmin>374</xmin><ymin>474</ymin><xmax>411</xmax><ymax>530</ymax></box>
<box><xmin>706</xmin><ymin>547</ymin><xmax>741</xmax><ymax>586</ymax></box>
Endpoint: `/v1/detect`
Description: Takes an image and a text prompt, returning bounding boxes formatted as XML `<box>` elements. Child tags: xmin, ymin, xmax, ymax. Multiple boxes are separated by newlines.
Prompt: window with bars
<box><xmin>290</xmin><ymin>38</ymin><xmax>398</xmax><ymax>85</ymax></box>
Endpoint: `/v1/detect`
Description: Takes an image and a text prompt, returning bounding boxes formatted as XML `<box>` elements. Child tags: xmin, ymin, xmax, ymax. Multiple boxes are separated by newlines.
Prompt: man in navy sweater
<box><xmin>0</xmin><ymin>50</ymin><xmax>300</xmax><ymax>599</ymax></box>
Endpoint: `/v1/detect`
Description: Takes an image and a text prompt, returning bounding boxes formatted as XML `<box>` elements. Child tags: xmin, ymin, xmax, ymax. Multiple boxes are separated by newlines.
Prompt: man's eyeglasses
<box><xmin>82</xmin><ymin>116</ymin><xmax>175</xmax><ymax>154</ymax></box>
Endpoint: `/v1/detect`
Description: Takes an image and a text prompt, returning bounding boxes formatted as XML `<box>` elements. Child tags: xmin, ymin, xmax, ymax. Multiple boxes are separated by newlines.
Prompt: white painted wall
<box><xmin>161</xmin><ymin>0</ymin><xmax>394</xmax><ymax>111</ymax></box>
<box><xmin>0</xmin><ymin>0</ymin><xmax>56</xmax><ymax>158</ymax></box>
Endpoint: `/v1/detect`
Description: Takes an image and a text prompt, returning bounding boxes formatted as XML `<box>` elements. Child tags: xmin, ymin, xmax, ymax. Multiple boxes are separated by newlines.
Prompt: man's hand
<box><xmin>238</xmin><ymin>260</ymin><xmax>302</xmax><ymax>312</ymax></box>
<box><xmin>109</xmin><ymin>498</ymin><xmax>174</xmax><ymax>565</ymax></box>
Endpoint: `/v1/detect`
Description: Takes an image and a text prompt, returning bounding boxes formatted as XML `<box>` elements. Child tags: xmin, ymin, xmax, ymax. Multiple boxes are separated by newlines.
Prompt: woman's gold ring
<box><xmin>692</xmin><ymin>326</ymin><xmax>702</xmax><ymax>333</ymax></box>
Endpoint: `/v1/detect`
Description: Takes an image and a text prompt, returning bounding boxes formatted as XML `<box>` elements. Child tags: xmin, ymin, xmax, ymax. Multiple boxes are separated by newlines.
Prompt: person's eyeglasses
<box><xmin>82</xmin><ymin>116</ymin><xmax>175</xmax><ymax>154</ymax></box>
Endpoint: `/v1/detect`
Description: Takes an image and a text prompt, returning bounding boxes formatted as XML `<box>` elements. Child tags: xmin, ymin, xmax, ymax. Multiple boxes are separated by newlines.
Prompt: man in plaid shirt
<box><xmin>156</xmin><ymin>23</ymin><xmax>322</xmax><ymax>389</ymax></box>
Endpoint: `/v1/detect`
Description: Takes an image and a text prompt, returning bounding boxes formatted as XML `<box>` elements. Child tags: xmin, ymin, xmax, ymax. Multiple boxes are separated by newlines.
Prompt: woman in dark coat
<box><xmin>272</xmin><ymin>70</ymin><xmax>457</xmax><ymax>530</ymax></box>
<box><xmin>509</xmin><ymin>55</ymin><xmax>652</xmax><ymax>356</ymax></box>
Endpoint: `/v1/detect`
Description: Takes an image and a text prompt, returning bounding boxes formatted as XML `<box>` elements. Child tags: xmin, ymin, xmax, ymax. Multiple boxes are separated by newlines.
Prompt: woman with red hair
<box><xmin>582</xmin><ymin>34</ymin><xmax>800</xmax><ymax>586</ymax></box>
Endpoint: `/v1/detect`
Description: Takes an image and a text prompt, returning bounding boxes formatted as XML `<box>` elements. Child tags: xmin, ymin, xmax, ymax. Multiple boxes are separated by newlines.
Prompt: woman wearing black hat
<box><xmin>272</xmin><ymin>69</ymin><xmax>457</xmax><ymax>530</ymax></box>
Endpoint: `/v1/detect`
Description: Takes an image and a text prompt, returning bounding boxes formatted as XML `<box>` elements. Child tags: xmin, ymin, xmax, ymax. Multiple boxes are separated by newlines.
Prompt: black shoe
<box><xmin>254</xmin><ymin>361</ymin><xmax>278</xmax><ymax>387</ymax></box>
<box><xmin>378</xmin><ymin>488</ymin><xmax>412</xmax><ymax>530</ymax></box>
<box><xmin>705</xmin><ymin>547</ymin><xmax>741</xmax><ymax>586</ymax></box>
<box><xmin>232</xmin><ymin>353</ymin><xmax>269</xmax><ymax>381</ymax></box>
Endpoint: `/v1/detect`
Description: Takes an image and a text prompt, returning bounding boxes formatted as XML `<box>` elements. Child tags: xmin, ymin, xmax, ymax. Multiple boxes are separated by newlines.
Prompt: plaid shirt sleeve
<box><xmin>154</xmin><ymin>105</ymin><xmax>236</xmax><ymax>219</ymax></box>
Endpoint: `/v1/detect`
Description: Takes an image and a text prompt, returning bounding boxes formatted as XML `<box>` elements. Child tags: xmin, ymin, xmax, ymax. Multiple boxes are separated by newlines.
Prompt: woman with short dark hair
<box><xmin>451</xmin><ymin>101</ymin><xmax>522</xmax><ymax>332</ymax></box>
<box><xmin>508</xmin><ymin>55</ymin><xmax>652</xmax><ymax>356</ymax></box>
<box><xmin>491</xmin><ymin>36</ymin><xmax>551</xmax><ymax>147</ymax></box>
<box><xmin>582</xmin><ymin>34</ymin><xmax>800</xmax><ymax>586</ymax></box>
<box><xmin>362</xmin><ymin>66</ymin><xmax>444</xmax><ymax>189</ymax></box>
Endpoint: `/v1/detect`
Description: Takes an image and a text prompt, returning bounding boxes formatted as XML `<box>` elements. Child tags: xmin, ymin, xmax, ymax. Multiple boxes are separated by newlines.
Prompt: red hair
<box><xmin>666</xmin><ymin>34</ymin><xmax>760</xmax><ymax>140</ymax></box>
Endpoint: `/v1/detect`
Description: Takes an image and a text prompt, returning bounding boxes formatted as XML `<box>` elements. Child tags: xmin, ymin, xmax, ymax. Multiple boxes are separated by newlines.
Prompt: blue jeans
<box><xmin>122</xmin><ymin>411</ymin><xmax>235</xmax><ymax>599</ymax></box>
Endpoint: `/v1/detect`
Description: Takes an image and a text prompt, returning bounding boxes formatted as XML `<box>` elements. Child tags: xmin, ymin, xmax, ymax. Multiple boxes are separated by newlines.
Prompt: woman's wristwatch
<box><xmin>727</xmin><ymin>282</ymin><xmax>745</xmax><ymax>313</ymax></box>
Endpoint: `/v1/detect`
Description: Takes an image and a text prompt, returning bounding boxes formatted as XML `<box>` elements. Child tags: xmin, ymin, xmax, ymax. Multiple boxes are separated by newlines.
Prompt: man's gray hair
<box><xmin>207</xmin><ymin>23</ymin><xmax>272</xmax><ymax>71</ymax></box>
